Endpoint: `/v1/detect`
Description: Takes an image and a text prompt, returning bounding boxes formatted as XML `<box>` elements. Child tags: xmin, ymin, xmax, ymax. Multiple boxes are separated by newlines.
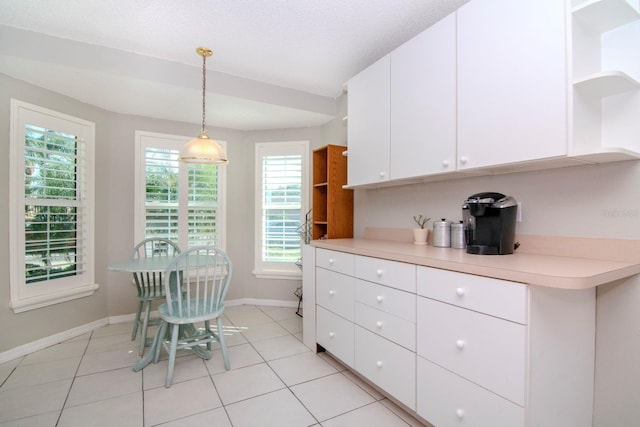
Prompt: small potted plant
<box><xmin>412</xmin><ymin>215</ymin><xmax>431</xmax><ymax>245</ymax></box>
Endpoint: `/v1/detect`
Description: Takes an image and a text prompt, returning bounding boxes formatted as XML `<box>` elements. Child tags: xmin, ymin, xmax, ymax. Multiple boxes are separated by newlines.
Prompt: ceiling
<box><xmin>0</xmin><ymin>0</ymin><xmax>468</xmax><ymax>130</ymax></box>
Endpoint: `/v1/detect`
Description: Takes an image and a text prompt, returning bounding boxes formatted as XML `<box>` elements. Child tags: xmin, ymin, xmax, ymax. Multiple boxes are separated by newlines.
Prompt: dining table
<box><xmin>109</xmin><ymin>255</ymin><xmax>211</xmax><ymax>371</ymax></box>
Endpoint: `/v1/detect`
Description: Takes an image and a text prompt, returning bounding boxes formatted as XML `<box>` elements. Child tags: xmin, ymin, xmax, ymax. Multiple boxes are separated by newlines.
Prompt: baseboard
<box><xmin>0</xmin><ymin>298</ymin><xmax>299</xmax><ymax>363</ymax></box>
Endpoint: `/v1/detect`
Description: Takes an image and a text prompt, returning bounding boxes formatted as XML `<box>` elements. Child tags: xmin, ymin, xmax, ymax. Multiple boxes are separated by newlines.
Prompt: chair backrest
<box><xmin>130</xmin><ymin>238</ymin><xmax>181</xmax><ymax>296</ymax></box>
<box><xmin>163</xmin><ymin>246</ymin><xmax>232</xmax><ymax>319</ymax></box>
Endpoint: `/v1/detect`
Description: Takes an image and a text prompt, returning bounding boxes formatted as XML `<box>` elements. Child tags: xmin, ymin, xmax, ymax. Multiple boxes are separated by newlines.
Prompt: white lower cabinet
<box><xmin>316</xmin><ymin>306</ymin><xmax>354</xmax><ymax>368</ymax></box>
<box><xmin>417</xmin><ymin>356</ymin><xmax>525</xmax><ymax>427</ymax></box>
<box><xmin>355</xmin><ymin>326</ymin><xmax>416</xmax><ymax>410</ymax></box>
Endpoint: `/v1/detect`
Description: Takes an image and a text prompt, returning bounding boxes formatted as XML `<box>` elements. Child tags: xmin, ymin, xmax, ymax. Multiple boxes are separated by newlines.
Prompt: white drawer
<box><xmin>355</xmin><ymin>326</ymin><xmax>416</xmax><ymax>410</ymax></box>
<box><xmin>417</xmin><ymin>266</ymin><xmax>528</xmax><ymax>324</ymax></box>
<box><xmin>316</xmin><ymin>248</ymin><xmax>354</xmax><ymax>276</ymax></box>
<box><xmin>355</xmin><ymin>279</ymin><xmax>416</xmax><ymax>322</ymax></box>
<box><xmin>317</xmin><ymin>306</ymin><xmax>354</xmax><ymax>368</ymax></box>
<box><xmin>417</xmin><ymin>356</ymin><xmax>525</xmax><ymax>427</ymax></box>
<box><xmin>417</xmin><ymin>297</ymin><xmax>526</xmax><ymax>405</ymax></box>
<box><xmin>355</xmin><ymin>303</ymin><xmax>416</xmax><ymax>351</ymax></box>
<box><xmin>316</xmin><ymin>268</ymin><xmax>355</xmax><ymax>321</ymax></box>
<box><xmin>355</xmin><ymin>256</ymin><xmax>416</xmax><ymax>293</ymax></box>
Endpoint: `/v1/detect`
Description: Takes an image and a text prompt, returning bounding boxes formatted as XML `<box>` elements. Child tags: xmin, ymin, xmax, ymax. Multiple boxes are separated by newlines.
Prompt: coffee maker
<box><xmin>462</xmin><ymin>192</ymin><xmax>518</xmax><ymax>255</ymax></box>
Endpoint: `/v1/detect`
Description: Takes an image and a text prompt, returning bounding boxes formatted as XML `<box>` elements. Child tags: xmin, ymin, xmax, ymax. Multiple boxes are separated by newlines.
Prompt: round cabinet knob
<box><xmin>376</xmin><ymin>295</ymin><xmax>384</xmax><ymax>303</ymax></box>
<box><xmin>376</xmin><ymin>321</ymin><xmax>383</xmax><ymax>329</ymax></box>
<box><xmin>376</xmin><ymin>269</ymin><xmax>384</xmax><ymax>277</ymax></box>
<box><xmin>379</xmin><ymin>171</ymin><xmax>386</xmax><ymax>178</ymax></box>
<box><xmin>328</xmin><ymin>258</ymin><xmax>335</xmax><ymax>265</ymax></box>
<box><xmin>456</xmin><ymin>339</ymin><xmax>465</xmax><ymax>350</ymax></box>
<box><xmin>456</xmin><ymin>287</ymin><xmax>465</xmax><ymax>297</ymax></box>
<box><xmin>442</xmin><ymin>160</ymin><xmax>450</xmax><ymax>168</ymax></box>
<box><xmin>376</xmin><ymin>361</ymin><xmax>383</xmax><ymax>368</ymax></box>
<box><xmin>459</xmin><ymin>156</ymin><xmax>468</xmax><ymax>165</ymax></box>
<box><xmin>456</xmin><ymin>409</ymin><xmax>465</xmax><ymax>419</ymax></box>
<box><xmin>329</xmin><ymin>332</ymin><xmax>335</xmax><ymax>338</ymax></box>
<box><xmin>328</xmin><ymin>290</ymin><xmax>335</xmax><ymax>296</ymax></box>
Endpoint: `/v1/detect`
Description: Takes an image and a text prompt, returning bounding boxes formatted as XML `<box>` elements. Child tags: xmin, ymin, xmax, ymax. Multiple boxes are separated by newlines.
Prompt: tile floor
<box><xmin>0</xmin><ymin>305</ymin><xmax>428</xmax><ymax>427</ymax></box>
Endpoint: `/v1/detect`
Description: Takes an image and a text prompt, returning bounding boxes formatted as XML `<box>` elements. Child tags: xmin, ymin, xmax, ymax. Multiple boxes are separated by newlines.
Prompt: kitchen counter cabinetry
<box><xmin>312</xmin><ymin>245</ymin><xmax>600</xmax><ymax>426</ymax></box>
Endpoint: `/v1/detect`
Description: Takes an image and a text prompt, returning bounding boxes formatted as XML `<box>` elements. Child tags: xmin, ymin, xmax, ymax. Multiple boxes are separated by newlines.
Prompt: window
<box><xmin>254</xmin><ymin>141</ymin><xmax>309</xmax><ymax>278</ymax></box>
<box><xmin>9</xmin><ymin>100</ymin><xmax>97</xmax><ymax>313</ymax></box>
<box><xmin>134</xmin><ymin>131</ymin><xmax>226</xmax><ymax>250</ymax></box>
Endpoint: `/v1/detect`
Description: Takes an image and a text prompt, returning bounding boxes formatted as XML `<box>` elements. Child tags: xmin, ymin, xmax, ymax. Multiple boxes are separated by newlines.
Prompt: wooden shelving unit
<box><xmin>312</xmin><ymin>144</ymin><xmax>353</xmax><ymax>240</ymax></box>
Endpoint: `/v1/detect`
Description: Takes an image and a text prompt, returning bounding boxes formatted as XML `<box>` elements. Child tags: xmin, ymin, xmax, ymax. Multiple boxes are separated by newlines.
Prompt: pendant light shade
<box><xmin>179</xmin><ymin>47</ymin><xmax>228</xmax><ymax>164</ymax></box>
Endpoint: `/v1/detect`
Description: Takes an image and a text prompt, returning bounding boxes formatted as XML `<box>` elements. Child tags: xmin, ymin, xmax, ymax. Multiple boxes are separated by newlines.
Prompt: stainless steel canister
<box><xmin>432</xmin><ymin>218</ymin><xmax>451</xmax><ymax>247</ymax></box>
<box><xmin>451</xmin><ymin>221</ymin><xmax>466</xmax><ymax>249</ymax></box>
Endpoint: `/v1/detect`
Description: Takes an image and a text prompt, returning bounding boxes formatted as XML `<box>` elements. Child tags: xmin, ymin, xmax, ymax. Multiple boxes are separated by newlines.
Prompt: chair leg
<box><xmin>139</xmin><ymin>301</ymin><xmax>152</xmax><ymax>355</ymax></box>
<box><xmin>217</xmin><ymin>317</ymin><xmax>230</xmax><ymax>370</ymax></box>
<box><xmin>153</xmin><ymin>321</ymin><xmax>168</xmax><ymax>364</ymax></box>
<box><xmin>204</xmin><ymin>320</ymin><xmax>212</xmax><ymax>350</ymax></box>
<box><xmin>131</xmin><ymin>301</ymin><xmax>143</xmax><ymax>341</ymax></box>
<box><xmin>166</xmin><ymin>323</ymin><xmax>179</xmax><ymax>388</ymax></box>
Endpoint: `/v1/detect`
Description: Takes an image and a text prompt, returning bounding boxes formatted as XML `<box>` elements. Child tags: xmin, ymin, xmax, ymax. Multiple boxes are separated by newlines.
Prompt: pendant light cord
<box><xmin>201</xmin><ymin>53</ymin><xmax>207</xmax><ymax>134</ymax></box>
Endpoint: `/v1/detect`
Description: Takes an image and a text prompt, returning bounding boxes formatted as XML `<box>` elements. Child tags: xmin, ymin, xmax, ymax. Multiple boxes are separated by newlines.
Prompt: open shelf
<box><xmin>573</xmin><ymin>0</ymin><xmax>640</xmax><ymax>34</ymax></box>
<box><xmin>574</xmin><ymin>70</ymin><xmax>640</xmax><ymax>97</ymax></box>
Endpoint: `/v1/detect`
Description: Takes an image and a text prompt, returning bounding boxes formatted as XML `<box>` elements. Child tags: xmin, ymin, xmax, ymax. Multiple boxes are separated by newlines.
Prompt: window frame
<box><xmin>134</xmin><ymin>131</ymin><xmax>227</xmax><ymax>251</ymax></box>
<box><xmin>9</xmin><ymin>99</ymin><xmax>97</xmax><ymax>313</ymax></box>
<box><xmin>254</xmin><ymin>140</ymin><xmax>309</xmax><ymax>279</ymax></box>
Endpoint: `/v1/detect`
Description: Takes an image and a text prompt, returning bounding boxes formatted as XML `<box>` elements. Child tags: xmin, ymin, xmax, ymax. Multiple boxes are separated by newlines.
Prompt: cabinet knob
<box><xmin>376</xmin><ymin>269</ymin><xmax>384</xmax><ymax>277</ymax></box>
<box><xmin>456</xmin><ymin>287</ymin><xmax>465</xmax><ymax>297</ymax></box>
<box><xmin>328</xmin><ymin>258</ymin><xmax>335</xmax><ymax>265</ymax></box>
<box><xmin>376</xmin><ymin>360</ymin><xmax>383</xmax><ymax>368</ymax></box>
<box><xmin>376</xmin><ymin>295</ymin><xmax>384</xmax><ymax>303</ymax></box>
<box><xmin>379</xmin><ymin>171</ymin><xmax>386</xmax><ymax>178</ymax></box>
<box><xmin>456</xmin><ymin>409</ymin><xmax>465</xmax><ymax>419</ymax></box>
<box><xmin>329</xmin><ymin>290</ymin><xmax>335</xmax><ymax>296</ymax></box>
<box><xmin>376</xmin><ymin>321</ymin><xmax>383</xmax><ymax>329</ymax></box>
<box><xmin>329</xmin><ymin>332</ymin><xmax>335</xmax><ymax>338</ymax></box>
<box><xmin>456</xmin><ymin>339</ymin><xmax>465</xmax><ymax>350</ymax></box>
<box><xmin>442</xmin><ymin>160</ymin><xmax>450</xmax><ymax>168</ymax></box>
<box><xmin>459</xmin><ymin>156</ymin><xmax>468</xmax><ymax>165</ymax></box>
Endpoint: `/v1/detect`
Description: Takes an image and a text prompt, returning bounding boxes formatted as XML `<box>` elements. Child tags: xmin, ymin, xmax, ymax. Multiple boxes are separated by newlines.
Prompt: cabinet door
<box><xmin>390</xmin><ymin>13</ymin><xmax>457</xmax><ymax>178</ymax></box>
<box><xmin>347</xmin><ymin>55</ymin><xmax>390</xmax><ymax>186</ymax></box>
<box><xmin>457</xmin><ymin>0</ymin><xmax>568</xmax><ymax>169</ymax></box>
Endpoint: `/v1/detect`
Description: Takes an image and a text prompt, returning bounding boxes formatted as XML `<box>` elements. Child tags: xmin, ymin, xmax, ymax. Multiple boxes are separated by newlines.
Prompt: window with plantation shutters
<box><xmin>135</xmin><ymin>131</ymin><xmax>226</xmax><ymax>251</ymax></box>
<box><xmin>9</xmin><ymin>100</ymin><xmax>97</xmax><ymax>313</ymax></box>
<box><xmin>254</xmin><ymin>141</ymin><xmax>309</xmax><ymax>278</ymax></box>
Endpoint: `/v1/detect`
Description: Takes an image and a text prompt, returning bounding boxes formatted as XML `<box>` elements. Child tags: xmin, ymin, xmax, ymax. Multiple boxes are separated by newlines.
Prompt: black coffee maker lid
<box><xmin>465</xmin><ymin>192</ymin><xmax>506</xmax><ymax>204</ymax></box>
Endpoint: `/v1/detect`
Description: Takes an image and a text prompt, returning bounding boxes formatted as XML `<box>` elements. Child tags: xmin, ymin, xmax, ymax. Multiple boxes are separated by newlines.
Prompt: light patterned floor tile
<box><xmin>142</xmin><ymin>354</ymin><xmax>208</xmax><ymax>390</ymax></box>
<box><xmin>2</xmin><ymin>357</ymin><xmax>81</xmax><ymax>390</ymax></box>
<box><xmin>158</xmin><ymin>407</ymin><xmax>232</xmax><ymax>427</ymax></box>
<box><xmin>240</xmin><ymin>321</ymin><xmax>290</xmax><ymax>342</ymax></box>
<box><xmin>211</xmin><ymin>363</ymin><xmax>285</xmax><ymax>405</ymax></box>
<box><xmin>204</xmin><ymin>342</ymin><xmax>264</xmax><ymax>375</ymax></box>
<box><xmin>58</xmin><ymin>392</ymin><xmax>142</xmax><ymax>427</ymax></box>
<box><xmin>66</xmin><ymin>367</ymin><xmax>141</xmax><ymax>407</ymax></box>
<box><xmin>76</xmin><ymin>348</ymin><xmax>139</xmax><ymax>375</ymax></box>
<box><xmin>0</xmin><ymin>379</ymin><xmax>72</xmax><ymax>423</ymax></box>
<box><xmin>0</xmin><ymin>411</ymin><xmax>60</xmax><ymax>427</ymax></box>
<box><xmin>20</xmin><ymin>341</ymin><xmax>87</xmax><ymax>366</ymax></box>
<box><xmin>268</xmin><ymin>351</ymin><xmax>337</xmax><ymax>386</ymax></box>
<box><xmin>321</xmin><ymin>401</ymin><xmax>411</xmax><ymax>427</ymax></box>
<box><xmin>225</xmin><ymin>388</ymin><xmax>317</xmax><ymax>427</ymax></box>
<box><xmin>251</xmin><ymin>334</ymin><xmax>310</xmax><ymax>361</ymax></box>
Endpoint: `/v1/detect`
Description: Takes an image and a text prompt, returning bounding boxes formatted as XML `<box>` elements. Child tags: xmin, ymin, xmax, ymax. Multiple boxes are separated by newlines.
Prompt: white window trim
<box><xmin>134</xmin><ymin>130</ymin><xmax>227</xmax><ymax>251</ymax></box>
<box><xmin>9</xmin><ymin>99</ymin><xmax>97</xmax><ymax>313</ymax></box>
<box><xmin>253</xmin><ymin>140</ymin><xmax>309</xmax><ymax>280</ymax></box>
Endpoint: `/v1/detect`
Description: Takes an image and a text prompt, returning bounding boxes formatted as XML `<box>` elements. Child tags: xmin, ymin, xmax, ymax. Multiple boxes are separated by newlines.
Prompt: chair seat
<box><xmin>158</xmin><ymin>300</ymin><xmax>224</xmax><ymax>325</ymax></box>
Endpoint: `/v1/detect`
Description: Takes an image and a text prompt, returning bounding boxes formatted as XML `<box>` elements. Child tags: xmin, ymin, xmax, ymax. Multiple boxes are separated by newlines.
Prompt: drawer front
<box><xmin>355</xmin><ymin>256</ymin><xmax>416</xmax><ymax>292</ymax></box>
<box><xmin>317</xmin><ymin>306</ymin><xmax>354</xmax><ymax>367</ymax></box>
<box><xmin>316</xmin><ymin>268</ymin><xmax>355</xmax><ymax>321</ymax></box>
<box><xmin>417</xmin><ymin>297</ymin><xmax>526</xmax><ymax>405</ymax></box>
<box><xmin>316</xmin><ymin>248</ymin><xmax>354</xmax><ymax>275</ymax></box>
<box><xmin>355</xmin><ymin>326</ymin><xmax>416</xmax><ymax>410</ymax></box>
<box><xmin>355</xmin><ymin>302</ymin><xmax>416</xmax><ymax>351</ymax></box>
<box><xmin>355</xmin><ymin>279</ymin><xmax>416</xmax><ymax>322</ymax></box>
<box><xmin>417</xmin><ymin>356</ymin><xmax>525</xmax><ymax>427</ymax></box>
<box><xmin>417</xmin><ymin>266</ymin><xmax>527</xmax><ymax>324</ymax></box>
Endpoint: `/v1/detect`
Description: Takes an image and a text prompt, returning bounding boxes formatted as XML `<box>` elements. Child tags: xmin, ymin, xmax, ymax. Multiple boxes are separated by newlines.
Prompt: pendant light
<box><xmin>179</xmin><ymin>47</ymin><xmax>228</xmax><ymax>164</ymax></box>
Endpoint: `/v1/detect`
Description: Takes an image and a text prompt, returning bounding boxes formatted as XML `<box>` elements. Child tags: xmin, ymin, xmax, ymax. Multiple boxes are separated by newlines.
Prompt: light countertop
<box><xmin>311</xmin><ymin>236</ymin><xmax>640</xmax><ymax>289</ymax></box>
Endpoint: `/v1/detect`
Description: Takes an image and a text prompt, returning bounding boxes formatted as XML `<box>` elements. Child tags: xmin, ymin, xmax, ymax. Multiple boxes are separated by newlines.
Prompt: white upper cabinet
<box><xmin>456</xmin><ymin>0</ymin><xmax>568</xmax><ymax>170</ymax></box>
<box><xmin>347</xmin><ymin>55</ymin><xmax>391</xmax><ymax>187</ymax></box>
<box><xmin>390</xmin><ymin>13</ymin><xmax>457</xmax><ymax>179</ymax></box>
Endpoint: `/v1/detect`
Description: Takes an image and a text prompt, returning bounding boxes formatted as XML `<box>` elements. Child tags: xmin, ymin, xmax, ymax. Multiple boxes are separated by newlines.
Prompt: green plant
<box><xmin>413</xmin><ymin>215</ymin><xmax>431</xmax><ymax>229</ymax></box>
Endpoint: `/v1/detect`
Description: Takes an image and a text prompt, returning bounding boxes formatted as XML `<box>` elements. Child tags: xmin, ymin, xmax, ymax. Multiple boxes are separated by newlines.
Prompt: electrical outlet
<box><xmin>517</xmin><ymin>202</ymin><xmax>523</xmax><ymax>222</ymax></box>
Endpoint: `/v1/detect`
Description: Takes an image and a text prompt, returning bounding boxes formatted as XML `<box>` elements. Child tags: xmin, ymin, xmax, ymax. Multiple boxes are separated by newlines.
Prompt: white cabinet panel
<box><xmin>347</xmin><ymin>55</ymin><xmax>391</xmax><ymax>186</ymax></box>
<box><xmin>316</xmin><ymin>248</ymin><xmax>354</xmax><ymax>276</ymax></box>
<box><xmin>317</xmin><ymin>306</ymin><xmax>354</xmax><ymax>367</ymax></box>
<box><xmin>457</xmin><ymin>0</ymin><xmax>568</xmax><ymax>169</ymax></box>
<box><xmin>417</xmin><ymin>356</ymin><xmax>525</xmax><ymax>427</ymax></box>
<box><xmin>355</xmin><ymin>326</ymin><xmax>416</xmax><ymax>410</ymax></box>
<box><xmin>355</xmin><ymin>302</ymin><xmax>416</xmax><ymax>351</ymax></box>
<box><xmin>417</xmin><ymin>266</ymin><xmax>528</xmax><ymax>324</ymax></box>
<box><xmin>355</xmin><ymin>255</ymin><xmax>415</xmax><ymax>293</ymax></box>
<box><xmin>417</xmin><ymin>297</ymin><xmax>527</xmax><ymax>405</ymax></box>
<box><xmin>390</xmin><ymin>12</ymin><xmax>457</xmax><ymax>178</ymax></box>
<box><xmin>316</xmin><ymin>268</ymin><xmax>355</xmax><ymax>321</ymax></box>
<box><xmin>355</xmin><ymin>279</ymin><xmax>416</xmax><ymax>322</ymax></box>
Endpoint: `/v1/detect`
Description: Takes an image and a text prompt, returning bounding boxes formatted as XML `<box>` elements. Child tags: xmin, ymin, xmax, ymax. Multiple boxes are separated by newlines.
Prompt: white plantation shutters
<box><xmin>254</xmin><ymin>141</ymin><xmax>309</xmax><ymax>278</ymax></box>
<box><xmin>10</xmin><ymin>100</ymin><xmax>97</xmax><ymax>312</ymax></box>
<box><xmin>135</xmin><ymin>132</ymin><xmax>226</xmax><ymax>251</ymax></box>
